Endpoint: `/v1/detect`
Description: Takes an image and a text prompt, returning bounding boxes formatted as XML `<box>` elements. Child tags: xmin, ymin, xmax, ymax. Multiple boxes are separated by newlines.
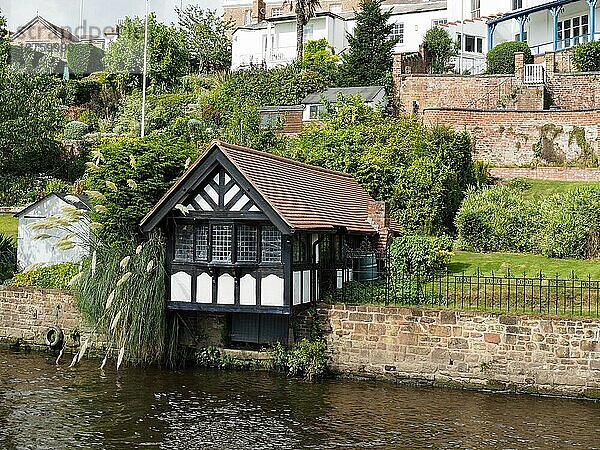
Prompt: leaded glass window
<box><xmin>195</xmin><ymin>225</ymin><xmax>209</xmax><ymax>261</ymax></box>
<box><xmin>262</xmin><ymin>226</ymin><xmax>281</xmax><ymax>263</ymax></box>
<box><xmin>174</xmin><ymin>224</ymin><xmax>194</xmax><ymax>262</ymax></box>
<box><xmin>212</xmin><ymin>224</ymin><xmax>232</xmax><ymax>262</ymax></box>
<box><xmin>237</xmin><ymin>225</ymin><xmax>258</xmax><ymax>262</ymax></box>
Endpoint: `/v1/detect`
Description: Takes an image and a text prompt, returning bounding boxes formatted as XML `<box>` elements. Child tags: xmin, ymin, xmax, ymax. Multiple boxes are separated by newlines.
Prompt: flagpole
<box><xmin>141</xmin><ymin>0</ymin><xmax>149</xmax><ymax>138</ymax></box>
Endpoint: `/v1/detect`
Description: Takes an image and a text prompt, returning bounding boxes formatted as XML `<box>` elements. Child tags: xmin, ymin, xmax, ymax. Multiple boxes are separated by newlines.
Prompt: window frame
<box><xmin>390</xmin><ymin>22</ymin><xmax>404</xmax><ymax>44</ymax></box>
<box><xmin>470</xmin><ymin>0</ymin><xmax>480</xmax><ymax>19</ymax></box>
<box><xmin>172</xmin><ymin>221</ymin><xmax>282</xmax><ymax>266</ymax></box>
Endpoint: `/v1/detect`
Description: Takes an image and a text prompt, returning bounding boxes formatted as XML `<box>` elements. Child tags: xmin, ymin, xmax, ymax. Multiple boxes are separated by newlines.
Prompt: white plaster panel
<box><xmin>217</xmin><ymin>273</ymin><xmax>235</xmax><ymax>304</ymax></box>
<box><xmin>196</xmin><ymin>272</ymin><xmax>213</xmax><ymax>304</ymax></box>
<box><xmin>261</xmin><ymin>274</ymin><xmax>284</xmax><ymax>306</ymax></box>
<box><xmin>240</xmin><ymin>274</ymin><xmax>256</xmax><ymax>306</ymax></box>
<box><xmin>171</xmin><ymin>271</ymin><xmax>192</xmax><ymax>302</ymax></box>
<box><xmin>293</xmin><ymin>271</ymin><xmax>301</xmax><ymax>306</ymax></box>
<box><xmin>303</xmin><ymin>270</ymin><xmax>311</xmax><ymax>303</ymax></box>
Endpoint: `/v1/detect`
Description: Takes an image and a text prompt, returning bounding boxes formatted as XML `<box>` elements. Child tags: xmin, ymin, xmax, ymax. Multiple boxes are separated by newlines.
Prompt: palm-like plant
<box><xmin>284</xmin><ymin>0</ymin><xmax>321</xmax><ymax>61</ymax></box>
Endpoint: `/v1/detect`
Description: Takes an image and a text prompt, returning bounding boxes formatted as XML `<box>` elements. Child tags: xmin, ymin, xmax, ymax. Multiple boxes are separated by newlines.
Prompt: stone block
<box><xmin>448</xmin><ymin>338</ymin><xmax>469</xmax><ymax>349</ymax></box>
<box><xmin>484</xmin><ymin>333</ymin><xmax>501</xmax><ymax>344</ymax></box>
<box><xmin>499</xmin><ymin>315</ymin><xmax>518</xmax><ymax>325</ymax></box>
<box><xmin>429</xmin><ymin>325</ymin><xmax>451</xmax><ymax>337</ymax></box>
<box><xmin>439</xmin><ymin>311</ymin><xmax>457</xmax><ymax>324</ymax></box>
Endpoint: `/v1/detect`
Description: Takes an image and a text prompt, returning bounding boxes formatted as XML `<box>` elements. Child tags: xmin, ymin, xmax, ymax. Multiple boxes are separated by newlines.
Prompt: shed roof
<box><xmin>15</xmin><ymin>193</ymin><xmax>90</xmax><ymax>218</ymax></box>
<box><xmin>141</xmin><ymin>141</ymin><xmax>383</xmax><ymax>234</ymax></box>
<box><xmin>302</xmin><ymin>86</ymin><xmax>386</xmax><ymax>104</ymax></box>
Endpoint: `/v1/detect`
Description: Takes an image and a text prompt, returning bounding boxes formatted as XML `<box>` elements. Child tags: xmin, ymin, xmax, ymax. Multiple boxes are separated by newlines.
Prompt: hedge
<box><xmin>572</xmin><ymin>41</ymin><xmax>600</xmax><ymax>72</ymax></box>
<box><xmin>456</xmin><ymin>184</ymin><xmax>600</xmax><ymax>259</ymax></box>
<box><xmin>6</xmin><ymin>263</ymin><xmax>79</xmax><ymax>290</ymax></box>
<box><xmin>66</xmin><ymin>43</ymin><xmax>105</xmax><ymax>76</ymax></box>
<box><xmin>486</xmin><ymin>41</ymin><xmax>532</xmax><ymax>74</ymax></box>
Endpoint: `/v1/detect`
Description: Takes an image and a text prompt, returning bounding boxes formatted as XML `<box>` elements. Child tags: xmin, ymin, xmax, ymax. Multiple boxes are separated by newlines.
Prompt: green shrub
<box><xmin>537</xmin><ymin>186</ymin><xmax>600</xmax><ymax>259</ymax></box>
<box><xmin>473</xmin><ymin>160</ymin><xmax>492</xmax><ymax>187</ymax></box>
<box><xmin>66</xmin><ymin>43</ymin><xmax>105</xmax><ymax>77</ymax></box>
<box><xmin>85</xmin><ymin>135</ymin><xmax>199</xmax><ymax>245</ymax></box>
<box><xmin>272</xmin><ymin>338</ymin><xmax>328</xmax><ymax>380</ymax></box>
<box><xmin>6</xmin><ymin>263</ymin><xmax>79</xmax><ymax>289</ymax></box>
<box><xmin>422</xmin><ymin>27</ymin><xmax>456</xmax><ymax>74</ymax></box>
<box><xmin>44</xmin><ymin>178</ymin><xmax>72</xmax><ymax>195</ymax></box>
<box><xmin>59</xmin><ymin>79</ymin><xmax>102</xmax><ymax>106</ymax></box>
<box><xmin>78</xmin><ymin>109</ymin><xmax>99</xmax><ymax>130</ymax></box>
<box><xmin>486</xmin><ymin>41</ymin><xmax>532</xmax><ymax>74</ymax></box>
<box><xmin>196</xmin><ymin>346</ymin><xmax>260</xmax><ymax>370</ymax></box>
<box><xmin>0</xmin><ymin>234</ymin><xmax>16</xmax><ymax>282</ymax></box>
<box><xmin>572</xmin><ymin>41</ymin><xmax>600</xmax><ymax>72</ymax></box>
<box><xmin>390</xmin><ymin>234</ymin><xmax>453</xmax><ymax>276</ymax></box>
<box><xmin>64</xmin><ymin>121</ymin><xmax>90</xmax><ymax>140</ymax></box>
<box><xmin>0</xmin><ymin>176</ymin><xmax>43</xmax><ymax>206</ymax></box>
<box><xmin>507</xmin><ymin>177</ymin><xmax>532</xmax><ymax>192</ymax></box>
<box><xmin>455</xmin><ymin>186</ymin><xmax>538</xmax><ymax>252</ymax></box>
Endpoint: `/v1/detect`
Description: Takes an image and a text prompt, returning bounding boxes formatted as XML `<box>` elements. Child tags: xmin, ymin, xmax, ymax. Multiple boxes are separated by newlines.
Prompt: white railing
<box><xmin>524</xmin><ymin>64</ymin><xmax>545</xmax><ymax>84</ymax></box>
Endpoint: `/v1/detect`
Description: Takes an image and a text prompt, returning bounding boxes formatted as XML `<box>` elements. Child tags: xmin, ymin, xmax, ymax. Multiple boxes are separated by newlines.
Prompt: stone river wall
<box><xmin>307</xmin><ymin>304</ymin><xmax>600</xmax><ymax>398</ymax></box>
<box><xmin>0</xmin><ymin>286</ymin><xmax>83</xmax><ymax>350</ymax></box>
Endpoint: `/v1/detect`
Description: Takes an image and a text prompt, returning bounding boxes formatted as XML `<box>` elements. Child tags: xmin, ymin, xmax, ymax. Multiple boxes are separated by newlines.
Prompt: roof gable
<box><xmin>11</xmin><ymin>16</ymin><xmax>78</xmax><ymax>42</ymax></box>
<box><xmin>141</xmin><ymin>141</ymin><xmax>379</xmax><ymax>234</ymax></box>
<box><xmin>16</xmin><ymin>193</ymin><xmax>90</xmax><ymax>218</ymax></box>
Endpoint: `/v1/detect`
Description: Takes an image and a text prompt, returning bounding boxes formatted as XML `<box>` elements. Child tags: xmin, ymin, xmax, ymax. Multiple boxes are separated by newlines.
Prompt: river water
<box><xmin>1</xmin><ymin>349</ymin><xmax>599</xmax><ymax>450</ymax></box>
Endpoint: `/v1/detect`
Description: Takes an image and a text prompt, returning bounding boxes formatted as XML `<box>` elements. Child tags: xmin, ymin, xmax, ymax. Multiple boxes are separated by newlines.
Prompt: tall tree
<box><xmin>422</xmin><ymin>27</ymin><xmax>456</xmax><ymax>74</ymax></box>
<box><xmin>340</xmin><ymin>0</ymin><xmax>398</xmax><ymax>86</ymax></box>
<box><xmin>104</xmin><ymin>14</ymin><xmax>190</xmax><ymax>85</ymax></box>
<box><xmin>284</xmin><ymin>0</ymin><xmax>321</xmax><ymax>61</ymax></box>
<box><xmin>177</xmin><ymin>6</ymin><xmax>232</xmax><ymax>74</ymax></box>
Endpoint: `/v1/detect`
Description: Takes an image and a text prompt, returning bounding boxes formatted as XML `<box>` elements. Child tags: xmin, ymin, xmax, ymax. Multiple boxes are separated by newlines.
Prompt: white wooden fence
<box><xmin>524</xmin><ymin>64</ymin><xmax>545</xmax><ymax>84</ymax></box>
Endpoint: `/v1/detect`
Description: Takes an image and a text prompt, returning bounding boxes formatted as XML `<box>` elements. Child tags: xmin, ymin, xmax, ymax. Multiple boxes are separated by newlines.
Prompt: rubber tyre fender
<box><xmin>44</xmin><ymin>326</ymin><xmax>64</xmax><ymax>350</ymax></box>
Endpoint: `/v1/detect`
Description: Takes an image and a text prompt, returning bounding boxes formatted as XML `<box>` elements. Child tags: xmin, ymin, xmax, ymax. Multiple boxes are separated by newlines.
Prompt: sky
<box><xmin>0</xmin><ymin>0</ymin><xmax>223</xmax><ymax>34</ymax></box>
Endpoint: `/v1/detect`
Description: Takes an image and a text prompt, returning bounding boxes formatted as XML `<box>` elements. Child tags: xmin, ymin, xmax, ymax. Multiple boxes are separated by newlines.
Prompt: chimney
<box><xmin>367</xmin><ymin>200</ymin><xmax>392</xmax><ymax>250</ymax></box>
<box><xmin>253</xmin><ymin>0</ymin><xmax>266</xmax><ymax>22</ymax></box>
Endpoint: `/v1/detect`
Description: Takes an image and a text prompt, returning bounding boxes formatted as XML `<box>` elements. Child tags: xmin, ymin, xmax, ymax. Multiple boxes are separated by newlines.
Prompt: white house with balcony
<box><xmin>230</xmin><ymin>1</ymin><xmax>448</xmax><ymax>71</ymax></box>
<box><xmin>443</xmin><ymin>0</ymin><xmax>600</xmax><ymax>74</ymax></box>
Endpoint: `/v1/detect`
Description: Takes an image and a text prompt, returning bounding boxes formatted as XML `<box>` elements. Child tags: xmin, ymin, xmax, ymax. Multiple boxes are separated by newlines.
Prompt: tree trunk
<box><xmin>296</xmin><ymin>12</ymin><xmax>304</xmax><ymax>61</ymax></box>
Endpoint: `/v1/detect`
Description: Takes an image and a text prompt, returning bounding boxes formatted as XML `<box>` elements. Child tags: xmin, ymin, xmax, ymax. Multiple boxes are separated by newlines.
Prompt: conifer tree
<box><xmin>340</xmin><ymin>0</ymin><xmax>398</xmax><ymax>86</ymax></box>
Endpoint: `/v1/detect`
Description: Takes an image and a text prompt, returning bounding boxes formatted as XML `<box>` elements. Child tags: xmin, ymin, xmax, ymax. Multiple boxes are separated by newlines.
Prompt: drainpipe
<box><xmin>487</xmin><ymin>22</ymin><xmax>497</xmax><ymax>51</ymax></box>
<box><xmin>587</xmin><ymin>0</ymin><xmax>598</xmax><ymax>42</ymax></box>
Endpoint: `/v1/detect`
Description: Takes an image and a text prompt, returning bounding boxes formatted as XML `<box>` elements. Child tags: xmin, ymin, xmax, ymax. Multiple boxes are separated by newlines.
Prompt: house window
<box><xmin>237</xmin><ymin>225</ymin><xmax>258</xmax><ymax>262</ymax></box>
<box><xmin>292</xmin><ymin>234</ymin><xmax>309</xmax><ymax>263</ymax></box>
<box><xmin>391</xmin><ymin>22</ymin><xmax>404</xmax><ymax>43</ymax></box>
<box><xmin>262</xmin><ymin>226</ymin><xmax>282</xmax><ymax>263</ymax></box>
<box><xmin>471</xmin><ymin>0</ymin><xmax>480</xmax><ymax>18</ymax></box>
<box><xmin>512</xmin><ymin>0</ymin><xmax>522</xmax><ymax>9</ymax></box>
<box><xmin>244</xmin><ymin>10</ymin><xmax>252</xmax><ymax>25</ymax></box>
<box><xmin>174</xmin><ymin>224</ymin><xmax>195</xmax><ymax>262</ymax></box>
<box><xmin>303</xmin><ymin>25</ymin><xmax>313</xmax><ymax>41</ymax></box>
<box><xmin>271</xmin><ymin>8</ymin><xmax>283</xmax><ymax>17</ymax></box>
<box><xmin>260</xmin><ymin>113</ymin><xmax>283</xmax><ymax>129</ymax></box>
<box><xmin>212</xmin><ymin>224</ymin><xmax>233</xmax><ymax>262</ymax></box>
<box><xmin>432</xmin><ymin>19</ymin><xmax>447</xmax><ymax>27</ymax></box>
<box><xmin>558</xmin><ymin>15</ymin><xmax>589</xmax><ymax>49</ymax></box>
<box><xmin>514</xmin><ymin>31</ymin><xmax>528</xmax><ymax>43</ymax></box>
<box><xmin>195</xmin><ymin>225</ymin><xmax>209</xmax><ymax>261</ymax></box>
<box><xmin>461</xmin><ymin>35</ymin><xmax>483</xmax><ymax>53</ymax></box>
<box><xmin>309</xmin><ymin>104</ymin><xmax>325</xmax><ymax>120</ymax></box>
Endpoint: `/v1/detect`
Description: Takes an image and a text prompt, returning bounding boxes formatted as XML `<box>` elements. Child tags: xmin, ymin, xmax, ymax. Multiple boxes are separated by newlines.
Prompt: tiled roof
<box><xmin>141</xmin><ymin>141</ymin><xmax>381</xmax><ymax>234</ymax></box>
<box><xmin>219</xmin><ymin>142</ymin><xmax>378</xmax><ymax>233</ymax></box>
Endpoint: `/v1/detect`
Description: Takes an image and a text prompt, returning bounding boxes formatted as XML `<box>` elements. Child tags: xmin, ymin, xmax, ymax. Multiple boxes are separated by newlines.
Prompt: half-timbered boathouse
<box><xmin>141</xmin><ymin>140</ymin><xmax>396</xmax><ymax>344</ymax></box>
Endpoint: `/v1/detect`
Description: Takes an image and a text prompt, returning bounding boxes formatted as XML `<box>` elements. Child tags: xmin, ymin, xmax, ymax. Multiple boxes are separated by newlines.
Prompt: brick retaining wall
<box><xmin>0</xmin><ymin>286</ymin><xmax>83</xmax><ymax>350</ymax></box>
<box><xmin>490</xmin><ymin>167</ymin><xmax>600</xmax><ymax>181</ymax></box>
<box><xmin>310</xmin><ymin>304</ymin><xmax>600</xmax><ymax>397</ymax></box>
<box><xmin>422</xmin><ymin>108</ymin><xmax>600</xmax><ymax>165</ymax></box>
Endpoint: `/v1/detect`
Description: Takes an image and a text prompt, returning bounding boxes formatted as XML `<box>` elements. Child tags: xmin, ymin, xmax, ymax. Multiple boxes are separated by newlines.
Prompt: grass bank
<box><xmin>450</xmin><ymin>250</ymin><xmax>600</xmax><ymax>279</ymax></box>
<box><xmin>507</xmin><ymin>178</ymin><xmax>600</xmax><ymax>200</ymax></box>
<box><xmin>0</xmin><ymin>214</ymin><xmax>18</xmax><ymax>238</ymax></box>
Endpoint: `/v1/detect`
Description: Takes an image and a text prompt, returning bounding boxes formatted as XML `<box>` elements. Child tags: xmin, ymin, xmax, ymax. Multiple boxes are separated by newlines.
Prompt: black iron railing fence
<box><xmin>322</xmin><ymin>251</ymin><xmax>600</xmax><ymax>317</ymax></box>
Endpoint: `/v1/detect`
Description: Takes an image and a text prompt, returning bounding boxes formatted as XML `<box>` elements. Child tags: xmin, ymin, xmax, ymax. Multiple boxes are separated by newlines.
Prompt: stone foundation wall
<box><xmin>0</xmin><ymin>286</ymin><xmax>83</xmax><ymax>350</ymax></box>
<box><xmin>491</xmin><ymin>167</ymin><xmax>600</xmax><ymax>181</ymax></box>
<box><xmin>422</xmin><ymin>108</ymin><xmax>600</xmax><ymax>165</ymax></box>
<box><xmin>311</xmin><ymin>304</ymin><xmax>600</xmax><ymax>397</ymax></box>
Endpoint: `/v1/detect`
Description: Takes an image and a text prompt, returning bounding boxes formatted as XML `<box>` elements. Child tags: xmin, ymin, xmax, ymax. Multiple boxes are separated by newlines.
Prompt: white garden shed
<box><xmin>15</xmin><ymin>193</ymin><xmax>91</xmax><ymax>270</ymax></box>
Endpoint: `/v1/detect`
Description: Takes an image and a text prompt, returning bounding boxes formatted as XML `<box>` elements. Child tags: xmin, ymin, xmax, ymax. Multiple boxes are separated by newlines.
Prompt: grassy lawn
<box><xmin>0</xmin><ymin>214</ymin><xmax>18</xmax><ymax>238</ymax></box>
<box><xmin>508</xmin><ymin>178</ymin><xmax>600</xmax><ymax>200</ymax></box>
<box><xmin>450</xmin><ymin>250</ymin><xmax>600</xmax><ymax>279</ymax></box>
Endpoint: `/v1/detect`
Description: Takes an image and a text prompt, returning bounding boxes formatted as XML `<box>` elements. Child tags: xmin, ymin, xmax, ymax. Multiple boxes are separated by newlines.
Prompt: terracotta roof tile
<box><xmin>217</xmin><ymin>141</ymin><xmax>378</xmax><ymax>233</ymax></box>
